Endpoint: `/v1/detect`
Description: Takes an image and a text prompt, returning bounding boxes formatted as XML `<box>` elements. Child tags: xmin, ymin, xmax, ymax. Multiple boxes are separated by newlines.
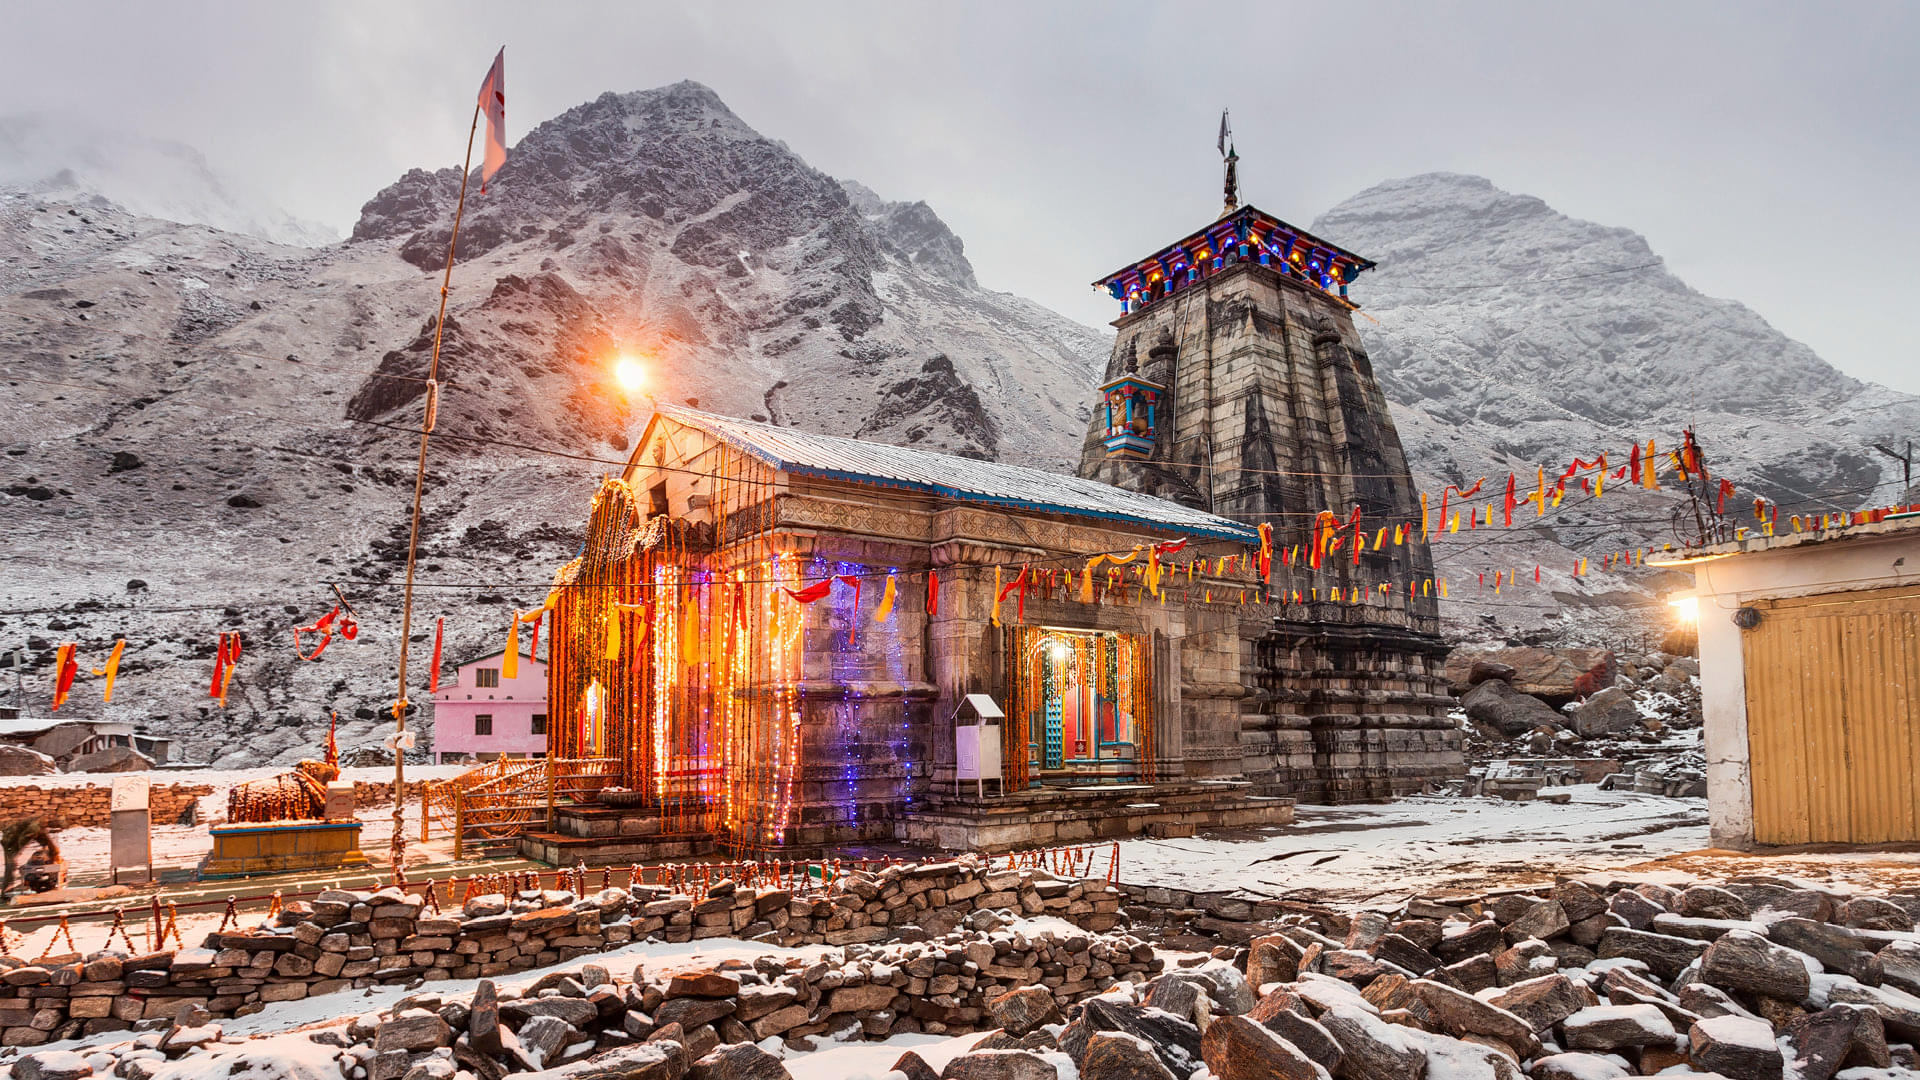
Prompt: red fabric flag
<box><xmin>927</xmin><ymin>571</ymin><xmax>940</xmax><ymax>617</ymax></box>
<box><xmin>294</xmin><ymin>606</ymin><xmax>339</xmax><ymax>661</ymax></box>
<box><xmin>428</xmin><ymin>617</ymin><xmax>445</xmax><ymax>693</ymax></box>
<box><xmin>997</xmin><ymin>567</ymin><xmax>1032</xmax><ymax>622</ymax></box>
<box><xmin>51</xmin><ymin>644</ymin><xmax>77</xmax><ymax>710</ymax></box>
<box><xmin>211</xmin><ymin>635</ymin><xmax>229</xmax><ymax>697</ymax></box>
<box><xmin>1716</xmin><ymin>478</ymin><xmax>1735</xmax><ymax>515</ymax></box>
<box><xmin>1534</xmin><ymin>565</ymin><xmax>1541</xmax><ymax>583</ymax></box>
<box><xmin>477</xmin><ymin>49</ymin><xmax>507</xmax><ymax>193</ymax></box>
<box><xmin>526</xmin><ymin>612</ymin><xmax>542</xmax><ymax>660</ymax></box>
<box><xmin>1502</xmin><ymin>473</ymin><xmax>1517</xmax><ymax>527</ymax></box>
<box><xmin>784</xmin><ymin>579</ymin><xmax>833</xmax><ymax>604</ymax></box>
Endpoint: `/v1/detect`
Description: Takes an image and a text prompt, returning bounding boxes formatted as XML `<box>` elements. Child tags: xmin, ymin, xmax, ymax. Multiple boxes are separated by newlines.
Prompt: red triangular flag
<box><xmin>785</xmin><ymin>579</ymin><xmax>833</xmax><ymax>604</ymax></box>
<box><xmin>428</xmin><ymin>617</ymin><xmax>445</xmax><ymax>693</ymax></box>
<box><xmin>477</xmin><ymin>49</ymin><xmax>507</xmax><ymax>193</ymax></box>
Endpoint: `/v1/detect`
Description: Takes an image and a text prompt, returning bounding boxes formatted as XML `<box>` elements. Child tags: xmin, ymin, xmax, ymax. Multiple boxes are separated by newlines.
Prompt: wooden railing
<box><xmin>543</xmin><ymin>756</ymin><xmax>620</xmax><ymax>827</ymax></box>
<box><xmin>421</xmin><ymin>756</ymin><xmax>614</xmax><ymax>858</ymax></box>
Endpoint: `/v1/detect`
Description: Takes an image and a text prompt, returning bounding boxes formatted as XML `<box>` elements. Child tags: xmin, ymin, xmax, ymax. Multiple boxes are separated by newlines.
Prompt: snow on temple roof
<box><xmin>648</xmin><ymin>406</ymin><xmax>1260</xmax><ymax>543</ymax></box>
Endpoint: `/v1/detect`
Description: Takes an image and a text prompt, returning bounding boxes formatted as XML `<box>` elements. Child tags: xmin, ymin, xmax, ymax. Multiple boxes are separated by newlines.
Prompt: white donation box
<box><xmin>952</xmin><ymin>693</ymin><xmax>1005</xmax><ymax>797</ymax></box>
<box><xmin>109</xmin><ymin>774</ymin><xmax>152</xmax><ymax>884</ymax></box>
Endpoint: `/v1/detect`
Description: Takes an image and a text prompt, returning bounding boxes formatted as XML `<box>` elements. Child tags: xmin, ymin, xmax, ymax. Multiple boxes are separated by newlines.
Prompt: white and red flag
<box><xmin>477</xmin><ymin>48</ymin><xmax>506</xmax><ymax>192</ymax></box>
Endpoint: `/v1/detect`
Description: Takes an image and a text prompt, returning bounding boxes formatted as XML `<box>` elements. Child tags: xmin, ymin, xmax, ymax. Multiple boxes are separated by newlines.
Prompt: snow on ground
<box><xmin>784</xmin><ymin>1030</ymin><xmax>988</xmax><ymax>1080</ymax></box>
<box><xmin>1113</xmin><ymin>784</ymin><xmax>1710</xmax><ymax>902</ymax></box>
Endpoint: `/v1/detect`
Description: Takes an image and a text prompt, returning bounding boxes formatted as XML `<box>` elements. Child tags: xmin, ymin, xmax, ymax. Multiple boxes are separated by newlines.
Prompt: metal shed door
<box><xmin>1742</xmin><ymin>585</ymin><xmax>1920</xmax><ymax>844</ymax></box>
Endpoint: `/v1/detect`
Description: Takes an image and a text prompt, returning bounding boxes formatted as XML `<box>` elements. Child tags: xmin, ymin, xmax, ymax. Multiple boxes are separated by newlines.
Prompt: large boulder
<box><xmin>986</xmin><ymin>987</ymin><xmax>1063</xmax><ymax>1037</ymax></box>
<box><xmin>1569</xmin><ymin>687</ymin><xmax>1640</xmax><ymax>738</ymax></box>
<box><xmin>0</xmin><ymin>744</ymin><xmax>57</xmax><ymax>776</ymax></box>
<box><xmin>1468</xmin><ymin>660</ymin><xmax>1518</xmax><ymax>685</ymax></box>
<box><xmin>688</xmin><ymin>1043</ymin><xmax>792</xmax><ymax>1080</ymax></box>
<box><xmin>1689</xmin><ymin>1015</ymin><xmax>1784</xmax><ymax>1080</ymax></box>
<box><xmin>1079</xmin><ymin>1032</ymin><xmax>1176</xmax><ymax>1080</ymax></box>
<box><xmin>1461</xmin><ymin>679</ymin><xmax>1563</xmax><ymax>737</ymax></box>
<box><xmin>1701</xmin><ymin>930</ymin><xmax>1812</xmax><ymax>1002</ymax></box>
<box><xmin>1198</xmin><ymin>1015</ymin><xmax>1322</xmax><ymax>1080</ymax></box>
<box><xmin>1444</xmin><ymin>645</ymin><xmax>1615</xmax><ymax>701</ymax></box>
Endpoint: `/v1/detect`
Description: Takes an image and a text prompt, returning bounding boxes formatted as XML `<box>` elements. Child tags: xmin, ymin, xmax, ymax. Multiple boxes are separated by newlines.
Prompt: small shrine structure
<box><xmin>201</xmin><ymin>733</ymin><xmax>364</xmax><ymax>877</ymax></box>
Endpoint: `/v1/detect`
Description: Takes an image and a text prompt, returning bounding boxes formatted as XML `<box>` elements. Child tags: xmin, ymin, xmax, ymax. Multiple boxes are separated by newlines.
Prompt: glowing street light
<box><xmin>614</xmin><ymin>354</ymin><xmax>646</xmax><ymax>393</ymax></box>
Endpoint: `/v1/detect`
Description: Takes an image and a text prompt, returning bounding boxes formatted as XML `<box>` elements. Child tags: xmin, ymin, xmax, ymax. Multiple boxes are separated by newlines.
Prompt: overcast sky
<box><xmin>5</xmin><ymin>2</ymin><xmax>1916</xmax><ymax>391</ymax></box>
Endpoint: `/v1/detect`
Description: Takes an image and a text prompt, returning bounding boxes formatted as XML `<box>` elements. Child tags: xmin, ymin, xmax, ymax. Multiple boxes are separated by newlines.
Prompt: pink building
<box><xmin>430</xmin><ymin>648</ymin><xmax>548</xmax><ymax>764</ymax></box>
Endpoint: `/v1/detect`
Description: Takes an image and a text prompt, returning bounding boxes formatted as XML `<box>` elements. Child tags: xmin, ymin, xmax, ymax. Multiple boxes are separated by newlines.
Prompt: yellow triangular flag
<box><xmin>93</xmin><ymin>639</ymin><xmax>126</xmax><ymax>703</ymax></box>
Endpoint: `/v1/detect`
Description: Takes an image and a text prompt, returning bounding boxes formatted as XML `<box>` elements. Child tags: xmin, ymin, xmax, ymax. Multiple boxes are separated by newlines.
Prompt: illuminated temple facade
<box><xmin>528</xmin><ymin>202</ymin><xmax>1462</xmax><ymax>861</ymax></box>
<box><xmin>530</xmin><ymin>407</ymin><xmax>1295</xmax><ymax>859</ymax></box>
<box><xmin>1080</xmin><ymin>204</ymin><xmax>1461</xmax><ymax>802</ymax></box>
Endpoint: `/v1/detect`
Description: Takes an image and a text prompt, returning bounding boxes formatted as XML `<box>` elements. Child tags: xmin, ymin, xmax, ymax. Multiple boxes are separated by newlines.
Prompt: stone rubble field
<box><xmin>12</xmin><ymin>867</ymin><xmax>1920</xmax><ymax>1079</ymax></box>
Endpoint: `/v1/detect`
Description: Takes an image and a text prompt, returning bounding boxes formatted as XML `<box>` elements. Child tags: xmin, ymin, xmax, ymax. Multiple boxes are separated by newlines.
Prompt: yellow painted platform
<box><xmin>200</xmin><ymin>819</ymin><xmax>369</xmax><ymax>878</ymax></box>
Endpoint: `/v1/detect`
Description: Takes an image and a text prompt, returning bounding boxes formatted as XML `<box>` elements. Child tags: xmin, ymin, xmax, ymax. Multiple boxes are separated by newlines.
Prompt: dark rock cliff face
<box><xmin>344</xmin><ymin>80</ymin><xmax>1102</xmax><ymax>467</ymax></box>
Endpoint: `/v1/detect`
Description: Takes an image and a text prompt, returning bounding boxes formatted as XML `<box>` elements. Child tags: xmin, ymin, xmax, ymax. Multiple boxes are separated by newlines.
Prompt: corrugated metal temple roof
<box><xmin>653</xmin><ymin>405</ymin><xmax>1259</xmax><ymax>543</ymax></box>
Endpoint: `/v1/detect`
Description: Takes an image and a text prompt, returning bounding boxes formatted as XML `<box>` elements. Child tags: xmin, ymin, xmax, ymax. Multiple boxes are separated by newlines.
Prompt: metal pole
<box><xmin>391</xmin><ymin>101</ymin><xmax>483</xmax><ymax>874</ymax></box>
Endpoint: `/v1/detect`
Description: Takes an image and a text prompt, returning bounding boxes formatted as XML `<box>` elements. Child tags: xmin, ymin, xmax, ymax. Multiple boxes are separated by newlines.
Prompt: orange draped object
<box><xmin>427</xmin><ymin>618</ymin><xmax>444</xmax><ymax>692</ymax></box>
<box><xmin>93</xmin><ymin>639</ymin><xmax>125</xmax><ymax>703</ymax></box>
<box><xmin>51</xmin><ymin>644</ymin><xmax>77</xmax><ymax>710</ymax></box>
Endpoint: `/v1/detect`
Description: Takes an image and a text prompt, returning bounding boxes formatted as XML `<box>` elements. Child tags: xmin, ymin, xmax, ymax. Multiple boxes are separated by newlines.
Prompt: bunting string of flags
<box><xmin>15</xmin><ymin>429</ymin><xmax>1920</xmax><ymax>710</ymax></box>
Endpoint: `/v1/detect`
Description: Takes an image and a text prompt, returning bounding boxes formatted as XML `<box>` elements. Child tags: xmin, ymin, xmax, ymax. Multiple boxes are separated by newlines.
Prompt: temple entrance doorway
<box><xmin>1007</xmin><ymin>627</ymin><xmax>1154</xmax><ymax>785</ymax></box>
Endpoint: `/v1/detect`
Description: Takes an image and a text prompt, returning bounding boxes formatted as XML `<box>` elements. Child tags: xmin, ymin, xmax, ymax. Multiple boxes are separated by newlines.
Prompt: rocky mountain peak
<box><xmin>841</xmin><ymin>180</ymin><xmax>977</xmax><ymax>289</ymax></box>
<box><xmin>1310</xmin><ymin>172</ymin><xmax>1919</xmax><ymax>630</ymax></box>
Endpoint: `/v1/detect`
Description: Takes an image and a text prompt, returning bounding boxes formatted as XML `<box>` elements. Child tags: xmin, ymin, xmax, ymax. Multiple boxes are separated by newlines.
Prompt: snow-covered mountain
<box><xmin>0</xmin><ymin>82</ymin><xmax>1105</xmax><ymax>766</ymax></box>
<box><xmin>0</xmin><ymin>115</ymin><xmax>338</xmax><ymax>248</ymax></box>
<box><xmin>5</xmin><ymin>104</ymin><xmax>1911</xmax><ymax>764</ymax></box>
<box><xmin>343</xmin><ymin>83</ymin><xmax>1105</xmax><ymax>464</ymax></box>
<box><xmin>1314</xmin><ymin>173</ymin><xmax>1920</xmax><ymax>629</ymax></box>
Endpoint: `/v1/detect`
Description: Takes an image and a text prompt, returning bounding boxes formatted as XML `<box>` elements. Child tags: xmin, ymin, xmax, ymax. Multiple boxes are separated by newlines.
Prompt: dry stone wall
<box><xmin>0</xmin><ymin>859</ymin><xmax>1122</xmax><ymax>1046</ymax></box>
<box><xmin>0</xmin><ymin>783</ymin><xmax>212</xmax><ymax>828</ymax></box>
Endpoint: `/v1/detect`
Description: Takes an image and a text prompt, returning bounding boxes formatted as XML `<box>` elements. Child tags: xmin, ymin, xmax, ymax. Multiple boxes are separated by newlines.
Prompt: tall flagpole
<box><xmin>390</xmin><ymin>100</ymin><xmax>483</xmax><ymax>874</ymax></box>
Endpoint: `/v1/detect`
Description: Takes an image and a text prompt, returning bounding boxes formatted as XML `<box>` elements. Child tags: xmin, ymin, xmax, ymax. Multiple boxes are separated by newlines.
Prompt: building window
<box><xmin>475</xmin><ymin>669</ymin><xmax>500</xmax><ymax>688</ymax></box>
<box><xmin>474</xmin><ymin>714</ymin><xmax>493</xmax><ymax>736</ymax></box>
<box><xmin>530</xmin><ymin>714</ymin><xmax>547</xmax><ymax>735</ymax></box>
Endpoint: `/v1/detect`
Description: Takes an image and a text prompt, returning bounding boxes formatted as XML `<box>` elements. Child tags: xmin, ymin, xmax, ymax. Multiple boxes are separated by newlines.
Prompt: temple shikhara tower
<box><xmin>1078</xmin><ymin>176</ymin><xmax>1459</xmax><ymax>801</ymax></box>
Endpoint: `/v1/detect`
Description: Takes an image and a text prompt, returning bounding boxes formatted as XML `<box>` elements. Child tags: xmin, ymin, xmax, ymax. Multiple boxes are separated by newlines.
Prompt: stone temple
<box><xmin>1078</xmin><ymin>199</ymin><xmax>1461</xmax><ymax>802</ymax></box>
<box><xmin>509</xmin><ymin>192</ymin><xmax>1463</xmax><ymax>864</ymax></box>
